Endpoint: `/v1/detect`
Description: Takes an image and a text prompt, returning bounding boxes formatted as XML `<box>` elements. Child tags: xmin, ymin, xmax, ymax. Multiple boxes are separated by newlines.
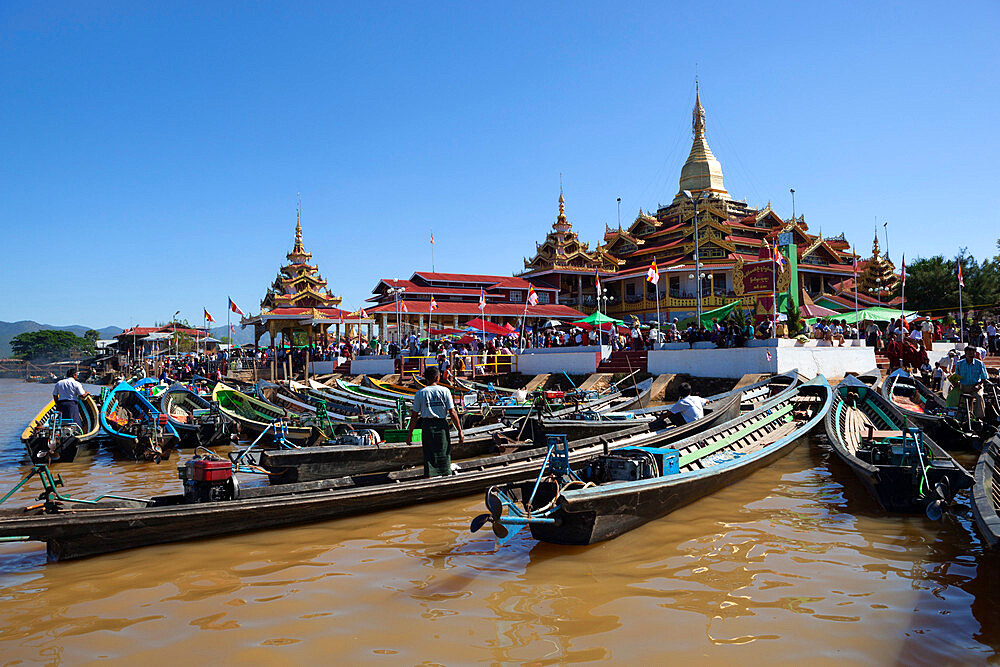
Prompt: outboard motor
<box><xmin>179</xmin><ymin>455</ymin><xmax>237</xmax><ymax>503</ymax></box>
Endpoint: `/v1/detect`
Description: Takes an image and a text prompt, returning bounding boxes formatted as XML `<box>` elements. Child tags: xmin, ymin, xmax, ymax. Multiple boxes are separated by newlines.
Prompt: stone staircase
<box><xmin>597</xmin><ymin>350</ymin><xmax>648</xmax><ymax>374</ymax></box>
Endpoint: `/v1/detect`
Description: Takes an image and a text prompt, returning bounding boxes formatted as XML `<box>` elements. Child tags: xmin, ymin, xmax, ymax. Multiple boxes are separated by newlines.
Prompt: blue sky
<box><xmin>1</xmin><ymin>1</ymin><xmax>998</xmax><ymax>328</ymax></box>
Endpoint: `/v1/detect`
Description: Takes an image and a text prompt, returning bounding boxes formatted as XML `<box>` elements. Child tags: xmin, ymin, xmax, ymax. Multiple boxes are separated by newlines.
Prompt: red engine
<box><xmin>181</xmin><ymin>457</ymin><xmax>235</xmax><ymax>502</ymax></box>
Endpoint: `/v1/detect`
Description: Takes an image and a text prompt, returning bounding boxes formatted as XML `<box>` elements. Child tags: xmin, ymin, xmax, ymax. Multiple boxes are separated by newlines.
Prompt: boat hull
<box><xmin>21</xmin><ymin>396</ymin><xmax>101</xmax><ymax>463</ymax></box>
<box><xmin>527</xmin><ymin>434</ymin><xmax>802</xmax><ymax>545</ymax></box>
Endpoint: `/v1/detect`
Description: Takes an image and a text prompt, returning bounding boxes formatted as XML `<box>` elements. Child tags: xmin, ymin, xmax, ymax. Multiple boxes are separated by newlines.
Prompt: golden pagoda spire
<box><xmin>675</xmin><ymin>80</ymin><xmax>729</xmax><ymax>202</ymax></box>
<box><xmin>693</xmin><ymin>80</ymin><xmax>706</xmax><ymax>139</ymax></box>
<box><xmin>553</xmin><ymin>175</ymin><xmax>570</xmax><ymax>233</ymax></box>
<box><xmin>287</xmin><ymin>193</ymin><xmax>311</xmax><ymax>263</ymax></box>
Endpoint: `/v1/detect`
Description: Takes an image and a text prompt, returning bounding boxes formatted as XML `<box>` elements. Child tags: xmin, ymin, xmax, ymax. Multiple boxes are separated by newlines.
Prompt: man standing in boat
<box><xmin>52</xmin><ymin>368</ymin><xmax>89</xmax><ymax>433</ymax></box>
<box><xmin>407</xmin><ymin>365</ymin><xmax>465</xmax><ymax>477</ymax></box>
<box><xmin>956</xmin><ymin>344</ymin><xmax>990</xmax><ymax>419</ymax></box>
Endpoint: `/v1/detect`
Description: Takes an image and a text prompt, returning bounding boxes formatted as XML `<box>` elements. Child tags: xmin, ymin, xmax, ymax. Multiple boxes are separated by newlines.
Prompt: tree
<box><xmin>11</xmin><ymin>330</ymin><xmax>93</xmax><ymax>361</ymax></box>
<box><xmin>84</xmin><ymin>329</ymin><xmax>99</xmax><ymax>344</ymax></box>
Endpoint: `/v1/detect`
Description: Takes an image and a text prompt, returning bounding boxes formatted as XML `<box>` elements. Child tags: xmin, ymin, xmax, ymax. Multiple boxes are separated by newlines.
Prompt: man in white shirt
<box><xmin>667</xmin><ymin>382</ymin><xmax>707</xmax><ymax>424</ymax></box>
<box><xmin>52</xmin><ymin>368</ymin><xmax>89</xmax><ymax>427</ymax></box>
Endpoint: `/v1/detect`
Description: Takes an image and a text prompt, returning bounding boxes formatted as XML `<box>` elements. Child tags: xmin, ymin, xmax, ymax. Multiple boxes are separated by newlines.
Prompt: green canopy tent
<box><xmin>677</xmin><ymin>300</ymin><xmax>745</xmax><ymax>329</ymax></box>
<box><xmin>804</xmin><ymin>306</ymin><xmax>918</xmax><ymax>326</ymax></box>
<box><xmin>572</xmin><ymin>311</ymin><xmax>626</xmax><ymax>326</ymax></box>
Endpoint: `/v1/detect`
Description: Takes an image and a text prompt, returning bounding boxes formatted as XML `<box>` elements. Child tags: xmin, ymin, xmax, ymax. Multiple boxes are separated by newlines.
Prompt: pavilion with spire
<box><xmin>243</xmin><ymin>205</ymin><xmax>374</xmax><ymax>378</ymax></box>
<box><xmin>519</xmin><ymin>186</ymin><xmax>621</xmax><ymax>313</ymax></box>
<box><xmin>856</xmin><ymin>233</ymin><xmax>899</xmax><ymax>304</ymax></box>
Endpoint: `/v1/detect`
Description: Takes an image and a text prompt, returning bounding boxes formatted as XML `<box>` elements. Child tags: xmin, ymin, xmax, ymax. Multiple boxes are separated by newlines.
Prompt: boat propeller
<box><xmin>925</xmin><ymin>478</ymin><xmax>952</xmax><ymax>521</ymax></box>
<box><xmin>470</xmin><ymin>487</ymin><xmax>510</xmax><ymax>538</ymax></box>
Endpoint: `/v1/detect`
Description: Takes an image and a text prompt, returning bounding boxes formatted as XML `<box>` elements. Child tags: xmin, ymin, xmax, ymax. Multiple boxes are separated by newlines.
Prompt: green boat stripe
<box><xmin>679</xmin><ymin>403</ymin><xmax>794</xmax><ymax>468</ymax></box>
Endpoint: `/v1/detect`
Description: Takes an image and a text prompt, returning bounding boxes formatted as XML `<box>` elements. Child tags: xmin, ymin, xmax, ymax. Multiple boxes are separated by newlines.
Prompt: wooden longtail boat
<box><xmin>21</xmin><ymin>395</ymin><xmax>101</xmax><ymax>462</ymax></box>
<box><xmin>160</xmin><ymin>383</ymin><xmax>233</xmax><ymax>448</ymax></box>
<box><xmin>364</xmin><ymin>376</ymin><xmax>417</xmax><ymax>396</ymax></box>
<box><xmin>100</xmin><ymin>381</ymin><xmax>179</xmax><ymax>461</ymax></box>
<box><xmin>473</xmin><ymin>376</ymin><xmax>832</xmax><ymax>546</ymax></box>
<box><xmin>972</xmin><ymin>434</ymin><xmax>1000</xmax><ymax>548</ymax></box>
<box><xmin>259</xmin><ymin>378</ymin><xmax>756</xmax><ymax>483</ymax></box>
<box><xmin>825</xmin><ymin>375</ymin><xmax>972</xmax><ymax>514</ymax></box>
<box><xmin>261</xmin><ymin>420</ymin><xmax>529</xmax><ymax>482</ymax></box>
<box><xmin>0</xmin><ymin>390</ymin><xmax>745</xmax><ymax>561</ymax></box>
<box><xmin>212</xmin><ymin>382</ymin><xmax>324</xmax><ymax>446</ymax></box>
<box><xmin>881</xmin><ymin>372</ymin><xmax>987</xmax><ymax>450</ymax></box>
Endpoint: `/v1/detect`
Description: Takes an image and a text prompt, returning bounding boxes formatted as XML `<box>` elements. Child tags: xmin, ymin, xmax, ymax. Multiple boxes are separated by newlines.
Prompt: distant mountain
<box><xmin>0</xmin><ymin>321</ymin><xmax>122</xmax><ymax>357</ymax></box>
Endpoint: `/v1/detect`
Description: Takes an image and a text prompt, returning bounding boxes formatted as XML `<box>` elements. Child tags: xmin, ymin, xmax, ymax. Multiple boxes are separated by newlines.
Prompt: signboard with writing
<box><xmin>733</xmin><ymin>258</ymin><xmax>791</xmax><ymax>296</ymax></box>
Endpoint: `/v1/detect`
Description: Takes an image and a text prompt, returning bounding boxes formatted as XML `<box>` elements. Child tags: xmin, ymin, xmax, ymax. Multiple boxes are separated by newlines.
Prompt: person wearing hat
<box><xmin>955</xmin><ymin>344</ymin><xmax>990</xmax><ymax>419</ymax></box>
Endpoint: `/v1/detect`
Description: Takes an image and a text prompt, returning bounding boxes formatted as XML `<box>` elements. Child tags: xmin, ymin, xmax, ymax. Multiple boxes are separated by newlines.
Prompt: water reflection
<box><xmin>0</xmin><ymin>380</ymin><xmax>998</xmax><ymax>662</ymax></box>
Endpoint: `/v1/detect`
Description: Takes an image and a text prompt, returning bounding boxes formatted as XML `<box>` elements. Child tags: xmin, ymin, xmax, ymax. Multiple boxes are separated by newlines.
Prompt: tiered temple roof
<box><xmin>522</xmin><ymin>188</ymin><xmax>621</xmax><ymax>274</ymax></box>
<box><xmin>857</xmin><ymin>234</ymin><xmax>898</xmax><ymax>298</ymax></box>
<box><xmin>261</xmin><ymin>210</ymin><xmax>342</xmax><ymax>311</ymax></box>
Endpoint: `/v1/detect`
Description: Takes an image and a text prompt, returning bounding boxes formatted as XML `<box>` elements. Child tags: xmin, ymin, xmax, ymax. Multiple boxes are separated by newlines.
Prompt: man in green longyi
<box><xmin>407</xmin><ymin>365</ymin><xmax>465</xmax><ymax>477</ymax></box>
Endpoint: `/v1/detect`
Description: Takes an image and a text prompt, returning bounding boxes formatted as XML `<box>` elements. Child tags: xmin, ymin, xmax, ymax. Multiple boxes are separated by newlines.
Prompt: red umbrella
<box><xmin>464</xmin><ymin>318</ymin><xmax>509</xmax><ymax>335</ymax></box>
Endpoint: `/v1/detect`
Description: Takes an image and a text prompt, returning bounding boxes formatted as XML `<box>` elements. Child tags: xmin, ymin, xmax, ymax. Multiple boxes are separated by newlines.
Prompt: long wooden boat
<box><xmin>212</xmin><ymin>382</ymin><xmax>324</xmax><ymax>446</ymax></box>
<box><xmin>100</xmin><ymin>381</ymin><xmax>179</xmax><ymax>461</ymax></box>
<box><xmin>0</xmin><ymin>392</ymin><xmax>747</xmax><ymax>561</ymax></box>
<box><xmin>972</xmin><ymin>434</ymin><xmax>1000</xmax><ymax>548</ymax></box>
<box><xmin>160</xmin><ymin>383</ymin><xmax>233</xmax><ymax>448</ymax></box>
<box><xmin>21</xmin><ymin>395</ymin><xmax>101</xmax><ymax>462</ymax></box>
<box><xmin>825</xmin><ymin>375</ymin><xmax>972</xmax><ymax>514</ymax></box>
<box><xmin>260</xmin><ymin>381</ymin><xmax>747</xmax><ymax>482</ymax></box>
<box><xmin>473</xmin><ymin>375</ymin><xmax>832</xmax><ymax>546</ymax></box>
<box><xmin>261</xmin><ymin>420</ymin><xmax>527</xmax><ymax>482</ymax></box>
<box><xmin>881</xmin><ymin>372</ymin><xmax>985</xmax><ymax>450</ymax></box>
<box><xmin>364</xmin><ymin>376</ymin><xmax>418</xmax><ymax>396</ymax></box>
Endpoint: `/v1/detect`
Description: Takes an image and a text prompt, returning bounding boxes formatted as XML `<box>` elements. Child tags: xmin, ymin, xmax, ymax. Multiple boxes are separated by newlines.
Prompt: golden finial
<box><xmin>693</xmin><ymin>80</ymin><xmax>706</xmax><ymax>138</ymax></box>
<box><xmin>292</xmin><ymin>193</ymin><xmax>305</xmax><ymax>255</ymax></box>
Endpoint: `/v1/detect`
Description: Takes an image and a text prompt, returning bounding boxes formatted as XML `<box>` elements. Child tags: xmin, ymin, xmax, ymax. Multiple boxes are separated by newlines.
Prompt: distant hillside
<box><xmin>0</xmin><ymin>321</ymin><xmax>122</xmax><ymax>357</ymax></box>
<box><xmin>208</xmin><ymin>325</ymin><xmax>262</xmax><ymax>346</ymax></box>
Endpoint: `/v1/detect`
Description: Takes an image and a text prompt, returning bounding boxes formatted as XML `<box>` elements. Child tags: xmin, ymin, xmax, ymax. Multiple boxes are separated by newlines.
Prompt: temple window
<box><xmin>510</xmin><ymin>290</ymin><xmax>523</xmax><ymax>303</ymax></box>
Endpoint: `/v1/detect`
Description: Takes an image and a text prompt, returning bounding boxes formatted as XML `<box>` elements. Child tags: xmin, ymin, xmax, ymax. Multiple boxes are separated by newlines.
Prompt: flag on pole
<box><xmin>527</xmin><ymin>285</ymin><xmax>539</xmax><ymax>306</ymax></box>
<box><xmin>204</xmin><ymin>309</ymin><xmax>215</xmax><ymax>323</ymax></box>
<box><xmin>478</xmin><ymin>289</ymin><xmax>486</xmax><ymax>312</ymax></box>
<box><xmin>773</xmin><ymin>245</ymin><xmax>786</xmax><ymax>273</ymax></box>
<box><xmin>595</xmin><ymin>269</ymin><xmax>601</xmax><ymax>296</ymax></box>
<box><xmin>401</xmin><ymin>302</ymin><xmax>408</xmax><ymax>313</ymax></box>
<box><xmin>766</xmin><ymin>349</ymin><xmax>772</xmax><ymax>361</ymax></box>
<box><xmin>230</xmin><ymin>323</ymin><xmax>236</xmax><ymax>335</ymax></box>
<box><xmin>646</xmin><ymin>259</ymin><xmax>659</xmax><ymax>284</ymax></box>
<box><xmin>430</xmin><ymin>296</ymin><xmax>438</xmax><ymax>311</ymax></box>
<box><xmin>901</xmin><ymin>255</ymin><xmax>906</xmax><ymax>287</ymax></box>
<box><xmin>958</xmin><ymin>262</ymin><xmax>964</xmax><ymax>287</ymax></box>
<box><xmin>359</xmin><ymin>308</ymin><xmax>368</xmax><ymax>318</ymax></box>
<box><xmin>228</xmin><ymin>298</ymin><xmax>244</xmax><ymax>317</ymax></box>
<box><xmin>430</xmin><ymin>231</ymin><xmax>434</xmax><ymax>245</ymax></box>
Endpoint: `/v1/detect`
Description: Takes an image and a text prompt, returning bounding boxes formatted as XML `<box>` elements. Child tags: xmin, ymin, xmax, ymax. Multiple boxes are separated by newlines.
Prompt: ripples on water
<box><xmin>0</xmin><ymin>379</ymin><xmax>997</xmax><ymax>663</ymax></box>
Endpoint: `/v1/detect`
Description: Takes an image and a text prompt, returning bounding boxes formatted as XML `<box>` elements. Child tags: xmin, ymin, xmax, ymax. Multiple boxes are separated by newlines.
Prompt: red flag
<box><xmin>230</xmin><ymin>323</ymin><xmax>236</xmax><ymax>335</ymax></box>
<box><xmin>958</xmin><ymin>262</ymin><xmax>964</xmax><ymax>288</ymax></box>
<box><xmin>401</xmin><ymin>302</ymin><xmax>408</xmax><ymax>313</ymax></box>
<box><xmin>430</xmin><ymin>231</ymin><xmax>434</xmax><ymax>245</ymax></box>
<box><xmin>766</xmin><ymin>349</ymin><xmax>772</xmax><ymax>361</ymax></box>
<box><xmin>228</xmin><ymin>297</ymin><xmax>244</xmax><ymax>316</ymax></box>
<box><xmin>901</xmin><ymin>255</ymin><xmax>906</xmax><ymax>287</ymax></box>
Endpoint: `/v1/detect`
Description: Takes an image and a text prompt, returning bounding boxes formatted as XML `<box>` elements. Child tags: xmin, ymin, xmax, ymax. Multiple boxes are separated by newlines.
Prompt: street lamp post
<box><xmin>388</xmin><ymin>286</ymin><xmax>406</xmax><ymax>345</ymax></box>
<box><xmin>173</xmin><ymin>310</ymin><xmax>180</xmax><ymax>357</ymax></box>
<box><xmin>682</xmin><ymin>190</ymin><xmax>710</xmax><ymax>325</ymax></box>
<box><xmin>599</xmin><ymin>288</ymin><xmax>614</xmax><ymax>345</ymax></box>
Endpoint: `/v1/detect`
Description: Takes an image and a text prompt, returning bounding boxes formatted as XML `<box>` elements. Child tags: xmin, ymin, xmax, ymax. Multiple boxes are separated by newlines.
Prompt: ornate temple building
<box><xmin>856</xmin><ymin>233</ymin><xmax>899</xmax><ymax>305</ymax></box>
<box><xmin>245</xmin><ymin>209</ymin><xmax>373</xmax><ymax>348</ymax></box>
<box><xmin>518</xmin><ymin>187</ymin><xmax>621</xmax><ymax>312</ymax></box>
<box><xmin>518</xmin><ymin>84</ymin><xmax>885</xmax><ymax>322</ymax></box>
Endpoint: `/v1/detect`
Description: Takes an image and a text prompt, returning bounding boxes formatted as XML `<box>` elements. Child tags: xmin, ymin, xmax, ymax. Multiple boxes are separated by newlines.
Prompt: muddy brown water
<box><xmin>1</xmin><ymin>378</ymin><xmax>998</xmax><ymax>664</ymax></box>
